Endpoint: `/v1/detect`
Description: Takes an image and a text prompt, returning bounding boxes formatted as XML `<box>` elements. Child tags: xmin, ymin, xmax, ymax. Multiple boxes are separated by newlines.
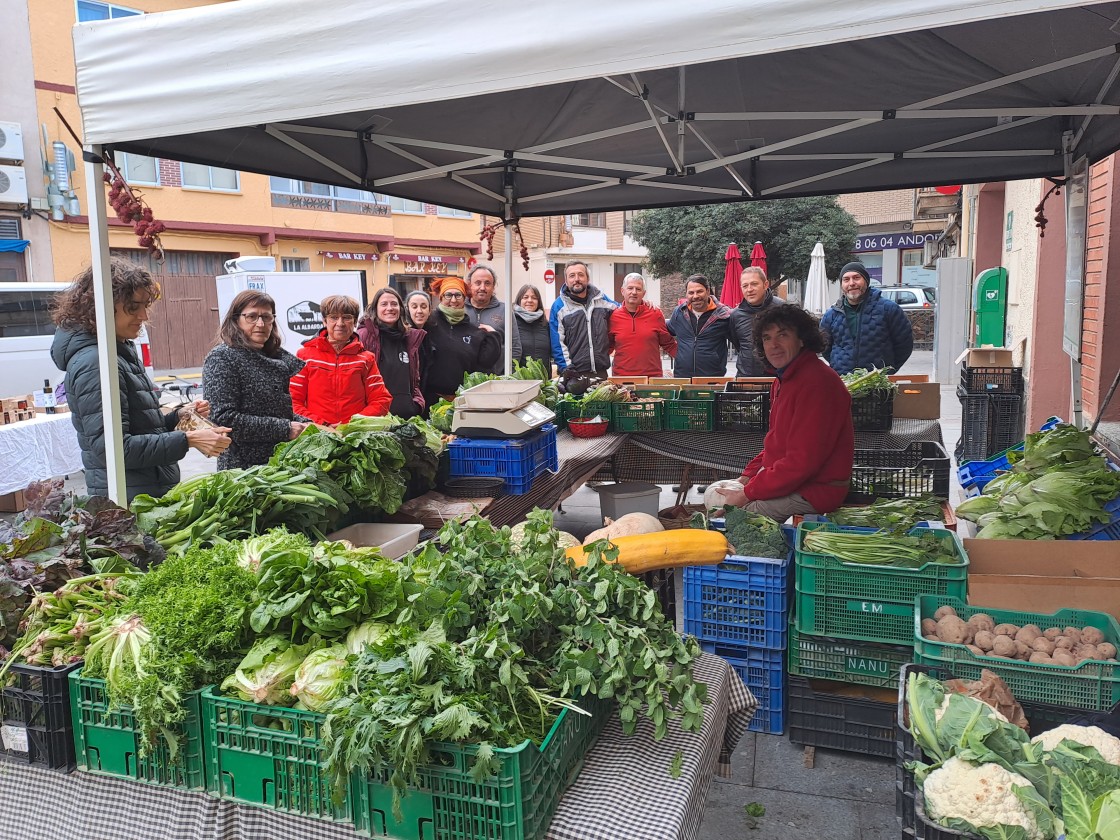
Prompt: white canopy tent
<box><xmin>71</xmin><ymin>0</ymin><xmax>1120</xmax><ymax>501</ymax></box>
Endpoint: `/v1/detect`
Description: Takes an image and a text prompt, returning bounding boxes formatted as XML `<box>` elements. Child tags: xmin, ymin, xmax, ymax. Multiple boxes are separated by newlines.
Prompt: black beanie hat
<box><xmin>839</xmin><ymin>262</ymin><xmax>871</xmax><ymax>285</ymax></box>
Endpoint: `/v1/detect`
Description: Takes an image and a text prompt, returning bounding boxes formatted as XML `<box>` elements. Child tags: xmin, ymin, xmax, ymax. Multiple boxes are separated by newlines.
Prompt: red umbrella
<box><xmin>719</xmin><ymin>242</ymin><xmax>743</xmax><ymax>307</ymax></box>
<box><xmin>749</xmin><ymin>241</ymin><xmax>768</xmax><ymax>278</ymax></box>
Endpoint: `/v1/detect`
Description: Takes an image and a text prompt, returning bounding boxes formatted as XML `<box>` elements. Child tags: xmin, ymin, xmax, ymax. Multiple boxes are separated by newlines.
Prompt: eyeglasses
<box><xmin>240</xmin><ymin>312</ymin><xmax>275</xmax><ymax>324</ymax></box>
<box><xmin>325</xmin><ymin>314</ymin><xmax>356</xmax><ymax>323</ymax></box>
<box><xmin>441</xmin><ymin>291</ymin><xmax>465</xmax><ymax>300</ymax></box>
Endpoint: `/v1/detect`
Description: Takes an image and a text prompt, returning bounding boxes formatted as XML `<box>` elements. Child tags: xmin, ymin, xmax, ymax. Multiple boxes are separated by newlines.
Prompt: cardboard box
<box><xmin>691</xmin><ymin>376</ymin><xmax>735</xmax><ymax>386</ymax></box>
<box><xmin>1</xmin><ymin>395</ymin><xmax>31</xmax><ymax>413</ymax></box>
<box><xmin>955</xmin><ymin>347</ymin><xmax>1015</xmax><ymax>368</ymax></box>
<box><xmin>608</xmin><ymin>376</ymin><xmax>648</xmax><ymax>386</ymax></box>
<box><xmin>963</xmin><ymin>538</ymin><xmax>1120</xmax><ymax>622</ymax></box>
<box><xmin>648</xmin><ymin>377</ymin><xmax>690</xmax><ymax>385</ymax></box>
<box><xmin>0</xmin><ymin>491</ymin><xmax>27</xmax><ymax>513</ymax></box>
<box><xmin>892</xmin><ymin>380</ymin><xmax>940</xmax><ymax>420</ymax></box>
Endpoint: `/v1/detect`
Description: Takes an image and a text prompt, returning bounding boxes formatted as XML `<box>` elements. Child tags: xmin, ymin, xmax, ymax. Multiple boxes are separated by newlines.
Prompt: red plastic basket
<box><xmin>567</xmin><ymin>417</ymin><xmax>609</xmax><ymax>438</ymax></box>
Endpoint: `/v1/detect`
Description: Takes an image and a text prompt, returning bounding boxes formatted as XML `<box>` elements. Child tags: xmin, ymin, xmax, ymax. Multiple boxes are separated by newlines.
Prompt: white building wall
<box><xmin>1001</xmin><ymin>179</ymin><xmax>1042</xmax><ymax>376</ymax></box>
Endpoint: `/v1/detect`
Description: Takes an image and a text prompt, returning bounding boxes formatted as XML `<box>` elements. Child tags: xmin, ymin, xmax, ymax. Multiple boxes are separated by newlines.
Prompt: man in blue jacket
<box><xmin>550</xmin><ymin>261</ymin><xmax>617</xmax><ymax>373</ymax></box>
<box><xmin>820</xmin><ymin>262</ymin><xmax>914</xmax><ymax>375</ymax></box>
<box><xmin>667</xmin><ymin>274</ymin><xmax>739</xmax><ymax>377</ymax></box>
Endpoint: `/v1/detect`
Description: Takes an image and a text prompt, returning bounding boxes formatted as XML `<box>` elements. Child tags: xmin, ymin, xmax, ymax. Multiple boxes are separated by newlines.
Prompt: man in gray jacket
<box><xmin>465</xmin><ymin>264</ymin><xmax>521</xmax><ymax>373</ymax></box>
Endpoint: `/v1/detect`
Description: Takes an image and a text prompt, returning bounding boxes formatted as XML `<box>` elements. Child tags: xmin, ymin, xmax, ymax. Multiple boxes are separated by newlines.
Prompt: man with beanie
<box><xmin>820</xmin><ymin>261</ymin><xmax>914</xmax><ymax>375</ymax></box>
<box><xmin>732</xmin><ymin>266</ymin><xmax>784</xmax><ymax>377</ymax></box>
<box><xmin>465</xmin><ymin>264</ymin><xmax>521</xmax><ymax>374</ymax></box>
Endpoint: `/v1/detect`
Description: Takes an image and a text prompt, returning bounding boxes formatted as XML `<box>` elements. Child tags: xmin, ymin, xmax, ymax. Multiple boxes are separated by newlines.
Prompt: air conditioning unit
<box><xmin>0</xmin><ymin>122</ymin><xmax>25</xmax><ymax>163</ymax></box>
<box><xmin>0</xmin><ymin>166</ymin><xmax>29</xmax><ymax>205</ymax></box>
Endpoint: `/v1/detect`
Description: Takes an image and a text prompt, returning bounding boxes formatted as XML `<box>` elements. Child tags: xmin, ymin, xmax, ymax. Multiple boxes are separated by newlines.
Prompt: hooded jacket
<box><xmin>732</xmin><ymin>292</ymin><xmax>785</xmax><ymax>377</ymax></box>
<box><xmin>740</xmin><ymin>349</ymin><xmax>854</xmax><ymax>513</ymax></box>
<box><xmin>549</xmin><ymin>284</ymin><xmax>617</xmax><ymax>373</ymax></box>
<box><xmin>820</xmin><ymin>287</ymin><xmax>914</xmax><ymax>375</ymax></box>
<box><xmin>356</xmin><ymin>318</ymin><xmax>426</xmax><ymax>414</ymax></box>
<box><xmin>466</xmin><ymin>297</ymin><xmax>521</xmax><ymax>373</ymax></box>
<box><xmin>290</xmin><ymin>329</ymin><xmax>392</xmax><ymax>426</ymax></box>
<box><xmin>421</xmin><ymin>308</ymin><xmax>501</xmax><ymax>404</ymax></box>
<box><xmin>51</xmin><ymin>328</ymin><xmax>188</xmax><ymax>500</ymax></box>
<box><xmin>666</xmin><ymin>301</ymin><xmax>738</xmax><ymax>378</ymax></box>
<box><xmin>609</xmin><ymin>301</ymin><xmax>677</xmax><ymax>377</ymax></box>
<box><xmin>515</xmin><ymin>307</ymin><xmax>552</xmax><ymax>368</ymax></box>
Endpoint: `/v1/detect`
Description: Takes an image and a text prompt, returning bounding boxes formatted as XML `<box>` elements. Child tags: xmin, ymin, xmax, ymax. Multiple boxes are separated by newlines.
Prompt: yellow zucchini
<box><xmin>565</xmin><ymin>529</ymin><xmax>729</xmax><ymax>574</ymax></box>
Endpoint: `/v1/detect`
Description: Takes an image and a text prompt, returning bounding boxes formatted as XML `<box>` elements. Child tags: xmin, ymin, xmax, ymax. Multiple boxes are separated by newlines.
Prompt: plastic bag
<box><xmin>704</xmin><ymin>479</ymin><xmax>747</xmax><ymax>511</ymax></box>
<box><xmin>175</xmin><ymin>405</ymin><xmax>217</xmax><ymax>432</ymax></box>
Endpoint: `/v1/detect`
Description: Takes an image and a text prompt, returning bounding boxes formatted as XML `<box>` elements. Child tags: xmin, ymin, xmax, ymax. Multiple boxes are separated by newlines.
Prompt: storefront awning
<box><xmin>0</xmin><ymin>240</ymin><xmax>30</xmax><ymax>253</ymax></box>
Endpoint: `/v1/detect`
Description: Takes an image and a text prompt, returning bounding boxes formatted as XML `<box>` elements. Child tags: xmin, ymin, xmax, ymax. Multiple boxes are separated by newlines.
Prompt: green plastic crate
<box><xmin>611</xmin><ymin>400</ymin><xmax>663</xmax><ymax>432</ymax></box>
<box><xmin>201</xmin><ymin>688</ymin><xmax>350</xmax><ymax>822</ymax></box>
<box><xmin>557</xmin><ymin>401</ymin><xmax>614</xmax><ymax>431</ymax></box>
<box><xmin>68</xmin><ymin>669</ymin><xmax>205</xmax><ymax>790</ymax></box>
<box><xmin>634</xmin><ymin>387</ymin><xmax>680</xmax><ymax>400</ymax></box>
<box><xmin>678</xmin><ymin>386</ymin><xmax>717</xmax><ymax>401</ymax></box>
<box><xmin>351</xmin><ymin>695</ymin><xmax>612</xmax><ymax>840</ymax></box>
<box><xmin>793</xmin><ymin>522</ymin><xmax>968</xmax><ymax>646</ymax></box>
<box><xmin>913</xmin><ymin>595</ymin><xmax>1120</xmax><ymax>710</ymax></box>
<box><xmin>664</xmin><ymin>399</ymin><xmax>714</xmax><ymax>431</ymax></box>
<box><xmin>787</xmin><ymin>625</ymin><xmax>912</xmax><ymax>689</ymax></box>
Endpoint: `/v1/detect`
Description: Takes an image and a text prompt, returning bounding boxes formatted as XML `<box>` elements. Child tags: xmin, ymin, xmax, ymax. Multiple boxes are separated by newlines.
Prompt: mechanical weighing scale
<box><xmin>452</xmin><ymin>380</ymin><xmax>556</xmax><ymax>438</ymax></box>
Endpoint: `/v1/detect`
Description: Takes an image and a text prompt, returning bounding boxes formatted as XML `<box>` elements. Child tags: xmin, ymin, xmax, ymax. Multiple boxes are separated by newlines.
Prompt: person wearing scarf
<box><xmin>733</xmin><ymin>266</ymin><xmax>786</xmax><ymax>377</ymax></box>
<box><xmin>514</xmin><ymin>283</ymin><xmax>552</xmax><ymax>367</ymax></box>
<box><xmin>420</xmin><ymin>275</ymin><xmax>500</xmax><ymax>406</ymax></box>
<box><xmin>355</xmin><ymin>287</ymin><xmax>426</xmax><ymax>419</ymax></box>
<box><xmin>666</xmin><ymin>274</ymin><xmax>739</xmax><ymax>377</ymax></box>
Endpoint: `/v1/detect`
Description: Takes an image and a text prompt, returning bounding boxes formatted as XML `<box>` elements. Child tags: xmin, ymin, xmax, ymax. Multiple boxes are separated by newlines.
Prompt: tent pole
<box><xmin>503</xmin><ymin>221</ymin><xmax>514</xmax><ymax>375</ymax></box>
<box><xmin>84</xmin><ymin>146</ymin><xmax>127</xmax><ymax>503</ymax></box>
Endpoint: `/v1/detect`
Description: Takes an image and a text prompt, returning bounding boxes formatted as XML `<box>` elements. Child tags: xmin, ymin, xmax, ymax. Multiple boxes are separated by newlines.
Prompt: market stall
<box><xmin>0</xmin><ymin>413</ymin><xmax>83</xmax><ymax>497</ymax></box>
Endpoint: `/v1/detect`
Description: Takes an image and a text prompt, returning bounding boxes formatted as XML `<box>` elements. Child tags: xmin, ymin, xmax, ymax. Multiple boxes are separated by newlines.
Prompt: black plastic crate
<box><xmin>637</xmin><ymin>567</ymin><xmax>676</xmax><ymax>623</ymax></box>
<box><xmin>786</xmin><ymin>675</ymin><xmax>894</xmax><ymax>759</ymax></box>
<box><xmin>714</xmin><ymin>389</ymin><xmax>770</xmax><ymax>433</ymax></box>
<box><xmin>960</xmin><ymin>365</ymin><xmax>1024</xmax><ymax>395</ymax></box>
<box><xmin>955</xmin><ymin>389</ymin><xmax>1023</xmax><ymax>462</ymax></box>
<box><xmin>850</xmin><ymin>390</ymin><xmax>895</xmax><ymax>432</ymax></box>
<box><xmin>724</xmin><ymin>379</ymin><xmax>774</xmax><ymax>392</ymax></box>
<box><xmin>0</xmin><ymin>661</ymin><xmax>80</xmax><ymax>771</ymax></box>
<box><xmin>848</xmin><ymin>441</ymin><xmax>950</xmax><ymax>503</ymax></box>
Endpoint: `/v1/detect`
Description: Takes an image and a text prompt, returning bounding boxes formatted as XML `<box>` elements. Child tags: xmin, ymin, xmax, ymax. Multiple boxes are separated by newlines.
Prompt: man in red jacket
<box><xmin>289</xmin><ymin>294</ymin><xmax>392</xmax><ymax>426</ymax></box>
<box><xmin>716</xmin><ymin>304</ymin><xmax>854</xmax><ymax>520</ymax></box>
<box><xmin>609</xmin><ymin>273</ymin><xmax>676</xmax><ymax>376</ymax></box>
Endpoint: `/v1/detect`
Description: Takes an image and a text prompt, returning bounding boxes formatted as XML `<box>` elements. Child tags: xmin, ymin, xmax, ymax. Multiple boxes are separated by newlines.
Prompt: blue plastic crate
<box><xmin>447</xmin><ymin>424</ymin><xmax>558</xmax><ymax>485</ymax></box>
<box><xmin>1067</xmin><ymin>471</ymin><xmax>1120</xmax><ymax>541</ymax></box>
<box><xmin>702</xmin><ymin>643</ymin><xmax>785</xmax><ymax>735</ymax></box>
<box><xmin>957</xmin><ymin>416</ymin><xmax>1064</xmax><ymax>496</ymax></box>
<box><xmin>683</xmin><ymin>553</ymin><xmax>792</xmax><ymax>650</ymax></box>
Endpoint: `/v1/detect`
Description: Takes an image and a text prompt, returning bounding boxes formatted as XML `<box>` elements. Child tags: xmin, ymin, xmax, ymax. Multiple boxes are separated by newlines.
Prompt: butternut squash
<box><xmin>565</xmin><ymin>529</ymin><xmax>729</xmax><ymax>574</ymax></box>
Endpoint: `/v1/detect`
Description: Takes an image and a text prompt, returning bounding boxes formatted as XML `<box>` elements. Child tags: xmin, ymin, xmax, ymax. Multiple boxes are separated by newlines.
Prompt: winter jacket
<box><xmin>609</xmin><ymin>302</ymin><xmax>677</xmax><ymax>377</ymax></box>
<box><xmin>666</xmin><ymin>301</ymin><xmax>738</xmax><ymax>378</ymax></box>
<box><xmin>549</xmin><ymin>284</ymin><xmax>617</xmax><ymax>373</ymax></box>
<box><xmin>420</xmin><ymin>309</ymin><xmax>501</xmax><ymax>404</ymax></box>
<box><xmin>289</xmin><ymin>330</ymin><xmax>392</xmax><ymax>426</ymax></box>
<box><xmin>515</xmin><ymin>308</ymin><xmax>552</xmax><ymax>369</ymax></box>
<box><xmin>732</xmin><ymin>292</ymin><xmax>785</xmax><ymax>377</ymax></box>
<box><xmin>740</xmin><ymin>349</ymin><xmax>854</xmax><ymax>513</ymax></box>
<box><xmin>356</xmin><ymin>318</ymin><xmax>426</xmax><ymax>415</ymax></box>
<box><xmin>466</xmin><ymin>298</ymin><xmax>521</xmax><ymax>374</ymax></box>
<box><xmin>51</xmin><ymin>328</ymin><xmax>188</xmax><ymax>501</ymax></box>
<box><xmin>820</xmin><ymin>287</ymin><xmax>914</xmax><ymax>375</ymax></box>
<box><xmin>203</xmin><ymin>343</ymin><xmax>307</xmax><ymax>470</ymax></box>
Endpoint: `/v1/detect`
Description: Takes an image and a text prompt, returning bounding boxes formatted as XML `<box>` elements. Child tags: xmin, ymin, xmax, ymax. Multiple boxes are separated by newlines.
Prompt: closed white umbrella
<box><xmin>804</xmin><ymin>242</ymin><xmax>831</xmax><ymax>316</ymax></box>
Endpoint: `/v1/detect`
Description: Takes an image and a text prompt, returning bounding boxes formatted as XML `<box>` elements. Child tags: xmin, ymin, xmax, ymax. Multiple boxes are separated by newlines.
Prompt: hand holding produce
<box><xmin>703</xmin><ymin>479</ymin><xmax>747</xmax><ymax>511</ymax></box>
<box><xmin>185</xmin><ymin>425</ymin><xmax>232</xmax><ymax>457</ymax></box>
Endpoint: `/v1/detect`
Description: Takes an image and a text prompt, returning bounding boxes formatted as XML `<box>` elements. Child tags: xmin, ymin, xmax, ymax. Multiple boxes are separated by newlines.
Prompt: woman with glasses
<box><xmin>50</xmin><ymin>257</ymin><xmax>231</xmax><ymax>500</ymax></box>
<box><xmin>356</xmin><ymin>287</ymin><xmax>425</xmax><ymax>419</ymax></box>
<box><xmin>291</xmin><ymin>294</ymin><xmax>393</xmax><ymax>426</ymax></box>
<box><xmin>203</xmin><ymin>290</ymin><xmax>310</xmax><ymax>469</ymax></box>
<box><xmin>421</xmin><ymin>276</ymin><xmax>500</xmax><ymax>406</ymax></box>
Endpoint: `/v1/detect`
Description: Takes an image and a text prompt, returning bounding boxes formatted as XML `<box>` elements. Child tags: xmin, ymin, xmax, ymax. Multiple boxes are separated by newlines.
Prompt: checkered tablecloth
<box><xmin>0</xmin><ymin>653</ymin><xmax>754</xmax><ymax>840</ymax></box>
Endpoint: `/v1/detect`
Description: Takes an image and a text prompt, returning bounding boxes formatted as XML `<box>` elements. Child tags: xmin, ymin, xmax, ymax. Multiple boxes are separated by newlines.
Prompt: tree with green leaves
<box><xmin>628</xmin><ymin>197</ymin><xmax>859</xmax><ymax>291</ymax></box>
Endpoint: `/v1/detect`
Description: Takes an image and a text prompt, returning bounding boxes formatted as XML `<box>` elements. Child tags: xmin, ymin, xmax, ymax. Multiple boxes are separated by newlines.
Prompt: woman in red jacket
<box><xmin>289</xmin><ymin>295</ymin><xmax>392</xmax><ymax>426</ymax></box>
<box><xmin>716</xmin><ymin>304</ymin><xmax>854</xmax><ymax>520</ymax></box>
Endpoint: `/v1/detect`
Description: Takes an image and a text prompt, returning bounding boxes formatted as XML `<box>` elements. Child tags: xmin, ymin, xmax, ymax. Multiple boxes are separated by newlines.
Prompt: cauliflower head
<box><xmin>934</xmin><ymin>694</ymin><xmax>1010</xmax><ymax>724</ymax></box>
<box><xmin>1030</xmin><ymin>724</ymin><xmax>1120</xmax><ymax>765</ymax></box>
<box><xmin>923</xmin><ymin>757</ymin><xmax>1045</xmax><ymax>840</ymax></box>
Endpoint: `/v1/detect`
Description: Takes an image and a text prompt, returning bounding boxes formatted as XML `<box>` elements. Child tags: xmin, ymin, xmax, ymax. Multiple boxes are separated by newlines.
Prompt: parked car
<box><xmin>878</xmin><ymin>285</ymin><xmax>935</xmax><ymax>310</ymax></box>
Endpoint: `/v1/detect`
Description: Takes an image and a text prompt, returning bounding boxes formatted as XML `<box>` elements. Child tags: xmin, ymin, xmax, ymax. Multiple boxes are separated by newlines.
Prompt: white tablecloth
<box><xmin>0</xmin><ymin>413</ymin><xmax>83</xmax><ymax>495</ymax></box>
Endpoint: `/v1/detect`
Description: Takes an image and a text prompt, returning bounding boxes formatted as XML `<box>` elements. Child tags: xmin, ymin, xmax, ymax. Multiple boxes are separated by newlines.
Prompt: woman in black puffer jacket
<box><xmin>50</xmin><ymin>258</ymin><xmax>230</xmax><ymax>500</ymax></box>
<box><xmin>514</xmin><ymin>284</ymin><xmax>552</xmax><ymax>369</ymax></box>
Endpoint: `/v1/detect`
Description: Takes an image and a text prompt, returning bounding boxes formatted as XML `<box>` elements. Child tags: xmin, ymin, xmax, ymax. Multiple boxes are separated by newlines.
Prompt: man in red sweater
<box><xmin>609</xmin><ymin>273</ymin><xmax>676</xmax><ymax>376</ymax></box>
<box><xmin>290</xmin><ymin>295</ymin><xmax>392</xmax><ymax>426</ymax></box>
<box><xmin>716</xmin><ymin>304</ymin><xmax>854</xmax><ymax>520</ymax></box>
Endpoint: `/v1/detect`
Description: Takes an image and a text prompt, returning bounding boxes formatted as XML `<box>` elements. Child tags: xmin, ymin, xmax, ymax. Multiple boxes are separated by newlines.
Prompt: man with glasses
<box><xmin>289</xmin><ymin>294</ymin><xmax>392</xmax><ymax>426</ymax></box>
<box><xmin>465</xmin><ymin>264</ymin><xmax>521</xmax><ymax>373</ymax></box>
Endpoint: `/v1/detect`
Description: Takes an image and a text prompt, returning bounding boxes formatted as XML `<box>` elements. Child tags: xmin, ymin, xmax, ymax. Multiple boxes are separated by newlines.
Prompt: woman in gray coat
<box><xmin>203</xmin><ymin>291</ymin><xmax>309</xmax><ymax>470</ymax></box>
<box><xmin>50</xmin><ymin>258</ymin><xmax>230</xmax><ymax>500</ymax></box>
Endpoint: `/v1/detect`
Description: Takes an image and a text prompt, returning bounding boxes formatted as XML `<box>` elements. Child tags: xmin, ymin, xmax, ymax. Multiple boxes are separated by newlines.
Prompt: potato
<box><xmin>1052</xmin><ymin>649</ymin><xmax>1077</xmax><ymax>667</ymax></box>
<box><xmin>934</xmin><ymin>605</ymin><xmax>958</xmax><ymax>621</ymax></box>
<box><xmin>994</xmin><ymin>623</ymin><xmax>1019</xmax><ymax>637</ymax></box>
<box><xmin>1081</xmin><ymin>627</ymin><xmax>1105</xmax><ymax>646</ymax></box>
<box><xmin>1031</xmin><ymin>637</ymin><xmax>1056</xmax><ymax>655</ymax></box>
<box><xmin>1029</xmin><ymin>652</ymin><xmax>1053</xmax><ymax>664</ymax></box>
<box><xmin>991</xmin><ymin>635</ymin><xmax>1017</xmax><ymax>658</ymax></box>
<box><xmin>967</xmin><ymin>613</ymin><xmax>995</xmax><ymax>636</ymax></box>
<box><xmin>967</xmin><ymin>645</ymin><xmax>985</xmax><ymax>656</ymax></box>
<box><xmin>937</xmin><ymin>615</ymin><xmax>971</xmax><ymax>645</ymax></box>
<box><xmin>1015</xmin><ymin>626</ymin><xmax>1041</xmax><ymax>644</ymax></box>
<box><xmin>921</xmin><ymin>618</ymin><xmax>939</xmax><ymax>637</ymax></box>
<box><xmin>1043</xmin><ymin>627</ymin><xmax>1062</xmax><ymax>641</ymax></box>
<box><xmin>923</xmin><ymin>632</ymin><xmax>939</xmax><ymax>641</ymax></box>
<box><xmin>1098</xmin><ymin>642</ymin><xmax>1117</xmax><ymax>659</ymax></box>
<box><xmin>1076</xmin><ymin>644</ymin><xmax>1105</xmax><ymax>662</ymax></box>
<box><xmin>1064</xmin><ymin>627</ymin><xmax>1083</xmax><ymax>645</ymax></box>
<box><xmin>1054</xmin><ymin>636</ymin><xmax>1075</xmax><ymax>650</ymax></box>
<box><xmin>973</xmin><ymin>630</ymin><xmax>996</xmax><ymax>652</ymax></box>
<box><xmin>1014</xmin><ymin>640</ymin><xmax>1031</xmax><ymax>660</ymax></box>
